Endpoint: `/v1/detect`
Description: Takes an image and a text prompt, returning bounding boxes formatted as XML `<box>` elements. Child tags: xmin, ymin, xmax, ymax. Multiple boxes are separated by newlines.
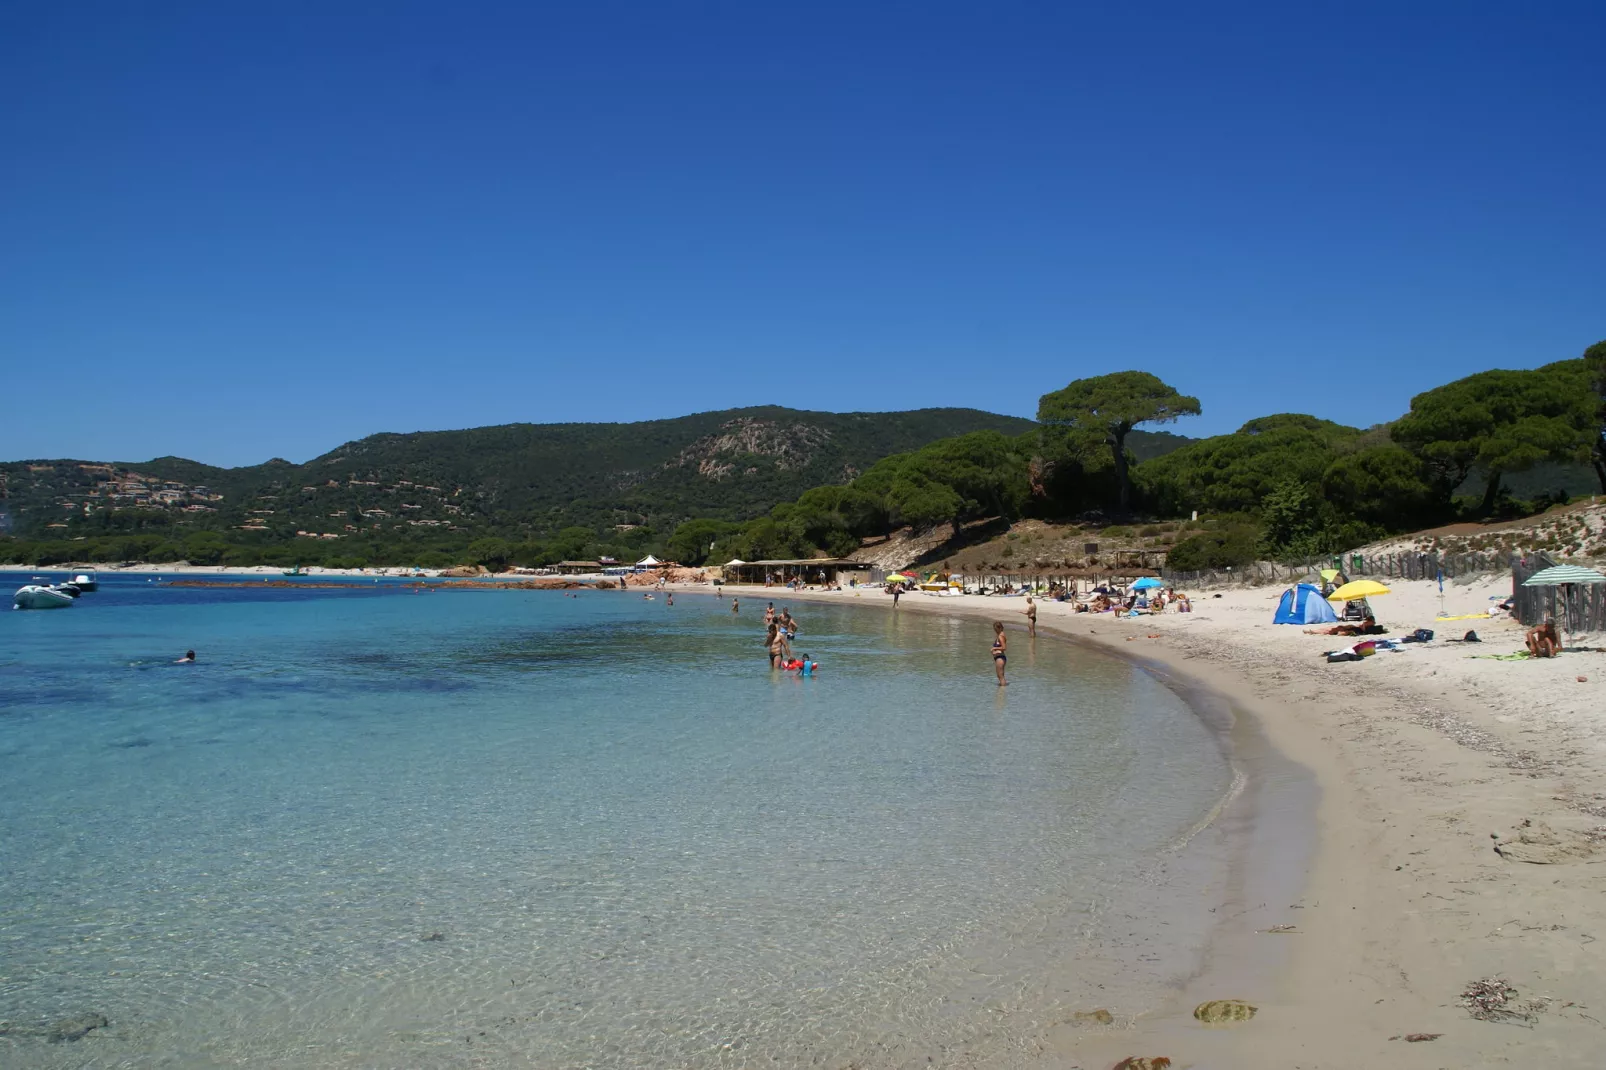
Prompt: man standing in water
<box><xmin>732</xmin><ymin>597</ymin><xmax>739</xmax><ymax>614</ymax></box>
<box><xmin>1023</xmin><ymin>595</ymin><xmax>1037</xmax><ymax>637</ymax></box>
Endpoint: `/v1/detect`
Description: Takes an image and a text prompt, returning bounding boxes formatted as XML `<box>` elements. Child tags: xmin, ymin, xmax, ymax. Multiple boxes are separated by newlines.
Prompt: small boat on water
<box><xmin>71</xmin><ymin>570</ymin><xmax>98</xmax><ymax>592</ymax></box>
<box><xmin>14</xmin><ymin>585</ymin><xmax>76</xmax><ymax>609</ymax></box>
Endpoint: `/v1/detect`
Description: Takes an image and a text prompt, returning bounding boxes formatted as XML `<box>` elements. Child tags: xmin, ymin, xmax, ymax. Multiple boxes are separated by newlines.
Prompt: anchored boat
<box><xmin>14</xmin><ymin>585</ymin><xmax>76</xmax><ymax>609</ymax></box>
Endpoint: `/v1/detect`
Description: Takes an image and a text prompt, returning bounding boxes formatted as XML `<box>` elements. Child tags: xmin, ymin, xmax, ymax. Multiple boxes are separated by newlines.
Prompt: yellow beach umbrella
<box><xmin>1327</xmin><ymin>579</ymin><xmax>1390</xmax><ymax>602</ymax></box>
<box><xmin>1320</xmin><ymin>568</ymin><xmax>1340</xmax><ymax>581</ymax></box>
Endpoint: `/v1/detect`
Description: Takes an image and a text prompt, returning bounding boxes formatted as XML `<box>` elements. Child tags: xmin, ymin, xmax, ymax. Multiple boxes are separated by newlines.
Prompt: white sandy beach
<box><xmin>707</xmin><ymin>575</ymin><xmax>1606</xmax><ymax>1068</ymax></box>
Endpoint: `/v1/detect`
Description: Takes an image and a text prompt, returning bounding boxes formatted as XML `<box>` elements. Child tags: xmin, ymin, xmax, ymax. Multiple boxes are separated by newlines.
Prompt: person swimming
<box><xmin>176</xmin><ymin>650</ymin><xmax>196</xmax><ymax>664</ymax></box>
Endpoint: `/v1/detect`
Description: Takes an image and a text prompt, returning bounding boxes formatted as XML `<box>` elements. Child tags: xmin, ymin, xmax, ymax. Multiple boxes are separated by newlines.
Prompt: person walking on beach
<box><xmin>1023</xmin><ymin>596</ymin><xmax>1037</xmax><ymax>637</ymax></box>
<box><xmin>990</xmin><ymin>622</ymin><xmax>1007</xmax><ymax>686</ymax></box>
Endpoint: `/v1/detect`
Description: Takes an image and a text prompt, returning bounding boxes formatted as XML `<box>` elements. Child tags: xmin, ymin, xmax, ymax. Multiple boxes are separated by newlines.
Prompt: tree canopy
<box><xmin>1390</xmin><ymin>363</ymin><xmax>1595</xmax><ymax>513</ymax></box>
<box><xmin>1037</xmin><ymin>371</ymin><xmax>1200</xmax><ymax>513</ymax></box>
<box><xmin>1585</xmin><ymin>339</ymin><xmax>1606</xmax><ymax>492</ymax></box>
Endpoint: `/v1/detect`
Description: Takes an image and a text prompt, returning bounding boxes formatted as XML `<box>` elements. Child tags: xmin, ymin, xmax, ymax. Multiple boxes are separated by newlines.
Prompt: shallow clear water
<box><xmin>0</xmin><ymin>574</ymin><xmax>1231</xmax><ymax>1068</ymax></box>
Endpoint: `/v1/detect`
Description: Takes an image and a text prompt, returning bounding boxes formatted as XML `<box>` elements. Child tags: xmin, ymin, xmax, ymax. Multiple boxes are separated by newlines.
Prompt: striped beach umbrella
<box><xmin>1521</xmin><ymin>564</ymin><xmax>1605</xmax><ymax>640</ymax></box>
<box><xmin>1521</xmin><ymin>564</ymin><xmax>1606</xmax><ymax>586</ymax></box>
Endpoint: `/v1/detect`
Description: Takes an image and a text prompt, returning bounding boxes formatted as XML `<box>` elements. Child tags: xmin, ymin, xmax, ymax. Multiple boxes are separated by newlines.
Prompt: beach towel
<box><xmin>1435</xmin><ymin>612</ymin><xmax>1491</xmax><ymax>622</ymax></box>
<box><xmin>1469</xmin><ymin>652</ymin><xmax>1533</xmax><ymax>661</ymax></box>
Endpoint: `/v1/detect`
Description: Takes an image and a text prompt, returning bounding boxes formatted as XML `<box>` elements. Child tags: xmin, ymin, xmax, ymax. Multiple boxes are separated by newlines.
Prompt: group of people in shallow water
<box><xmin>742</xmin><ymin>595</ymin><xmax>1014</xmax><ymax>685</ymax></box>
<box><xmin>757</xmin><ymin>602</ymin><xmax>813</xmax><ymax>672</ymax></box>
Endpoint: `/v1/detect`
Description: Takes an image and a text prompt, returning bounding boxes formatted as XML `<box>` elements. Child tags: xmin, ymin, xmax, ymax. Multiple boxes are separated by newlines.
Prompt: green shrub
<box><xmin>1165</xmin><ymin>523</ymin><xmax>1261</xmax><ymax>570</ymax></box>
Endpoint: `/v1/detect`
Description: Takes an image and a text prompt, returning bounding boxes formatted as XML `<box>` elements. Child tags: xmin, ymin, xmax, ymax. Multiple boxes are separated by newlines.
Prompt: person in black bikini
<box><xmin>991</xmin><ymin>622</ymin><xmax>1007</xmax><ymax>686</ymax></box>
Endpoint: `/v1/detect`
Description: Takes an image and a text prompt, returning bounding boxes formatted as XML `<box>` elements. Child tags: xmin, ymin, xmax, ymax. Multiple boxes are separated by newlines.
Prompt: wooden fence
<box><xmin>1512</xmin><ymin>552</ymin><xmax>1606</xmax><ymax>634</ymax></box>
<box><xmin>1161</xmin><ymin>549</ymin><xmax>1508</xmax><ymax>590</ymax></box>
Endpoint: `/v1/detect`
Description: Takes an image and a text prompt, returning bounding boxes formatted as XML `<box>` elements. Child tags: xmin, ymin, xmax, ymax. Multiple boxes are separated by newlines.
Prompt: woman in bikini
<box><xmin>991</xmin><ymin>621</ymin><xmax>1008</xmax><ymax>686</ymax></box>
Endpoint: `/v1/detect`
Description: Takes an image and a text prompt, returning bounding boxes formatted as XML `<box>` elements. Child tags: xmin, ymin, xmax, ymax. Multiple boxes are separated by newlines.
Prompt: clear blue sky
<box><xmin>3</xmin><ymin>2</ymin><xmax>1602</xmax><ymax>468</ymax></box>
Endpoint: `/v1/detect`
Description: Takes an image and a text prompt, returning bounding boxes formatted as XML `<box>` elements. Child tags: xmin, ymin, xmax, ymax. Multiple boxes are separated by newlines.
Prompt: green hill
<box><xmin>2</xmin><ymin>406</ymin><xmax>1040</xmax><ymax>543</ymax></box>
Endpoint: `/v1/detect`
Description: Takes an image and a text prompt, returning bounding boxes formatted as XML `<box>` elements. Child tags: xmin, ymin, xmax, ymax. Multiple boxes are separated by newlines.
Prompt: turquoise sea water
<box><xmin>1</xmin><ymin>573</ymin><xmax>1232</xmax><ymax>1068</ymax></box>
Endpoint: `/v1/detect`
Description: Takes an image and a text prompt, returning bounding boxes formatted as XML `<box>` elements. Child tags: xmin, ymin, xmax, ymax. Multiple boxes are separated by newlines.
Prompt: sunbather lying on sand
<box><xmin>1526</xmin><ymin>619</ymin><xmax>1560</xmax><ymax>658</ymax></box>
<box><xmin>1307</xmin><ymin>616</ymin><xmax>1387</xmax><ymax>637</ymax></box>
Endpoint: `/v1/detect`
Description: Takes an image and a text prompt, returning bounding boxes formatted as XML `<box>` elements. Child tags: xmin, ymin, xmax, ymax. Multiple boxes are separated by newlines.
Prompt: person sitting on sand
<box><xmin>1526</xmin><ymin>618</ymin><xmax>1561</xmax><ymax>658</ymax></box>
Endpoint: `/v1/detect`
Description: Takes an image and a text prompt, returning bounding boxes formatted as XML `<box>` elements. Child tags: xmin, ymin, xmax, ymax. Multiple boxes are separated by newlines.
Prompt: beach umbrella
<box><xmin>1520</xmin><ymin>564</ymin><xmax>1606</xmax><ymax>587</ymax></box>
<box><xmin>1327</xmin><ymin>579</ymin><xmax>1391</xmax><ymax>602</ymax></box>
<box><xmin>1131</xmin><ymin>577</ymin><xmax>1164</xmax><ymax>590</ymax></box>
<box><xmin>724</xmin><ymin>559</ymin><xmax>747</xmax><ymax>566</ymax></box>
<box><xmin>1320</xmin><ymin>568</ymin><xmax>1340</xmax><ymax>581</ymax></box>
<box><xmin>1521</xmin><ymin>564</ymin><xmax>1605</xmax><ymax>639</ymax></box>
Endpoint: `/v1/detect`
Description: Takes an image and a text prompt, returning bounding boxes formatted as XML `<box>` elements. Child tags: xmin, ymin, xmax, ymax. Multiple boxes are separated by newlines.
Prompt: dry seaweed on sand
<box><xmin>1458</xmin><ymin>977</ymin><xmax>1548</xmax><ymax>1024</ymax></box>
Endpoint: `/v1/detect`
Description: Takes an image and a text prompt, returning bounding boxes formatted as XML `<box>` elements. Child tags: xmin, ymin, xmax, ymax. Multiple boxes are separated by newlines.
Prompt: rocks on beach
<box><xmin>1192</xmin><ymin>999</ymin><xmax>1256</xmax><ymax>1025</ymax></box>
<box><xmin>1492</xmin><ymin>818</ymin><xmax>1604</xmax><ymax>864</ymax></box>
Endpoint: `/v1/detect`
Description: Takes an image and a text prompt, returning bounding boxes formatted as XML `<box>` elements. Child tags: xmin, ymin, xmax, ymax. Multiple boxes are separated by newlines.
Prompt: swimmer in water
<box><xmin>176</xmin><ymin>650</ymin><xmax>196</xmax><ymax>664</ymax></box>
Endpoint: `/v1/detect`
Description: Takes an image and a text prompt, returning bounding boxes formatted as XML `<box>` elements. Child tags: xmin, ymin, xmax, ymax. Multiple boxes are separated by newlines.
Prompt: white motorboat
<box><xmin>71</xmin><ymin>570</ymin><xmax>98</xmax><ymax>592</ymax></box>
<box><xmin>14</xmin><ymin>585</ymin><xmax>76</xmax><ymax>609</ymax></box>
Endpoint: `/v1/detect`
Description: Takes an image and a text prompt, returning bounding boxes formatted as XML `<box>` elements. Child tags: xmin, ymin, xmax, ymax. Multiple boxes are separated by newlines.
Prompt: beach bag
<box><xmin>1402</xmin><ymin>628</ymin><xmax>1434</xmax><ymax>643</ymax></box>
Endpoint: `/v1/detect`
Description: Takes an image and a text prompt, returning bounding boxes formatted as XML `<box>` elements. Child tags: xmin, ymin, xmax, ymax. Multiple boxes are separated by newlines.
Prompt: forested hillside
<box><xmin>0</xmin><ymin>407</ymin><xmax>1041</xmax><ymax>566</ymax></box>
<box><xmin>4</xmin><ymin>339</ymin><xmax>1600</xmax><ymax>572</ymax></box>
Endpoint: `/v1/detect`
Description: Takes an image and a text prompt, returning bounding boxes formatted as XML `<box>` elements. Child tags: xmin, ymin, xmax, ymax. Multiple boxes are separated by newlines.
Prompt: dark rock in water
<box><xmin>48</xmin><ymin>1012</ymin><xmax>108</xmax><ymax>1042</ymax></box>
<box><xmin>1193</xmin><ymin>999</ymin><xmax>1256</xmax><ymax>1024</ymax></box>
<box><xmin>420</xmin><ymin>932</ymin><xmax>445</xmax><ymax>942</ymax></box>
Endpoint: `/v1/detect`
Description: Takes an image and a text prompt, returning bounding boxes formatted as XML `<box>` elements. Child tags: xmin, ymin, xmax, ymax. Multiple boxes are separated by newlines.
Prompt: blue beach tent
<box><xmin>1274</xmin><ymin>583</ymin><xmax>1339</xmax><ymax>625</ymax></box>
